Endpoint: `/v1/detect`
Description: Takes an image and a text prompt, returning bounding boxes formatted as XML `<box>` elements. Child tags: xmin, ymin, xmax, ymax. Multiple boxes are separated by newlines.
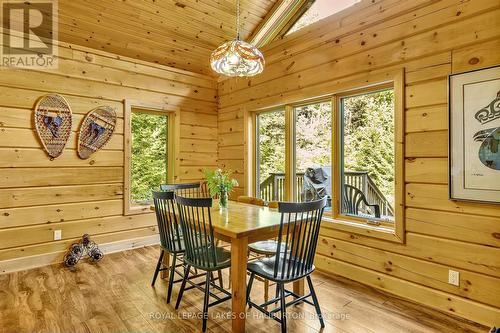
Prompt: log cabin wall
<box><xmin>0</xmin><ymin>42</ymin><xmax>218</xmax><ymax>273</ymax></box>
<box><xmin>217</xmin><ymin>0</ymin><xmax>500</xmax><ymax>326</ymax></box>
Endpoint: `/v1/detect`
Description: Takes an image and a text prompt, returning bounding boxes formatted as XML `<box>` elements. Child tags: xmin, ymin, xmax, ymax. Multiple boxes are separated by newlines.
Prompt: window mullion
<box><xmin>332</xmin><ymin>95</ymin><xmax>340</xmax><ymax>218</ymax></box>
<box><xmin>284</xmin><ymin>104</ymin><xmax>295</xmax><ymax>201</ymax></box>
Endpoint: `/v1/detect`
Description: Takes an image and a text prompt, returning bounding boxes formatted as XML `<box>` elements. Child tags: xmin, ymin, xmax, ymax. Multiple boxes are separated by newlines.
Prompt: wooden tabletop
<box><xmin>151</xmin><ymin>200</ymin><xmax>283</xmax><ymax>240</ymax></box>
<box><xmin>206</xmin><ymin>201</ymin><xmax>285</xmax><ymax>239</ymax></box>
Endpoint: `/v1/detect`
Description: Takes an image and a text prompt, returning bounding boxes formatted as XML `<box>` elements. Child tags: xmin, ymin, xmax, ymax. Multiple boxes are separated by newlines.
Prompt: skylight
<box><xmin>287</xmin><ymin>0</ymin><xmax>361</xmax><ymax>35</ymax></box>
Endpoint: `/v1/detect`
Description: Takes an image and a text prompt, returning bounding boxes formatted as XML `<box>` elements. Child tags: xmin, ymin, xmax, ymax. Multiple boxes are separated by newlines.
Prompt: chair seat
<box><xmin>247</xmin><ymin>255</ymin><xmax>314</xmax><ymax>282</ymax></box>
<box><xmin>248</xmin><ymin>240</ymin><xmax>286</xmax><ymax>255</ymax></box>
<box><xmin>184</xmin><ymin>246</ymin><xmax>231</xmax><ymax>271</ymax></box>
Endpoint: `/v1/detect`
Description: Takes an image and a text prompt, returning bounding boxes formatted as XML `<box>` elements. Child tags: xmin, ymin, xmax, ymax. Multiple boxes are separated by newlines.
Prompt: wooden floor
<box><xmin>0</xmin><ymin>246</ymin><xmax>488</xmax><ymax>333</ymax></box>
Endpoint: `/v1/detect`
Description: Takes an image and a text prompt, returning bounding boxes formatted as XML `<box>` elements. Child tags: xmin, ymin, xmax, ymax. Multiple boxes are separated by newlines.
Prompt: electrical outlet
<box><xmin>448</xmin><ymin>269</ymin><xmax>460</xmax><ymax>286</ymax></box>
<box><xmin>54</xmin><ymin>229</ymin><xmax>62</xmax><ymax>241</ymax></box>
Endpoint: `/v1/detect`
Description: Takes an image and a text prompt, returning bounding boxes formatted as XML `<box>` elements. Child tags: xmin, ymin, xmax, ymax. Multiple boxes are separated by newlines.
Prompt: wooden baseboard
<box><xmin>0</xmin><ymin>234</ymin><xmax>160</xmax><ymax>275</ymax></box>
<box><xmin>315</xmin><ymin>254</ymin><xmax>500</xmax><ymax>328</ymax></box>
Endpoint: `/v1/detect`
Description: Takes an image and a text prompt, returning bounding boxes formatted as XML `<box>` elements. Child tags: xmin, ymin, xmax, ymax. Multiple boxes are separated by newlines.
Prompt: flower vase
<box><xmin>219</xmin><ymin>190</ymin><xmax>228</xmax><ymax>210</ymax></box>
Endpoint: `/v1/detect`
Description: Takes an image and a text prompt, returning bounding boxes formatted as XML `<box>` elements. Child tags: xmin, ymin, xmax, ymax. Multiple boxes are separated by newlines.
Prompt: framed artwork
<box><xmin>449</xmin><ymin>65</ymin><xmax>500</xmax><ymax>203</ymax></box>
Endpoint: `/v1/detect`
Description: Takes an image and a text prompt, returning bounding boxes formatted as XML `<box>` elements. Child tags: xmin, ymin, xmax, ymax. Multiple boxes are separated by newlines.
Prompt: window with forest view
<box><xmin>256</xmin><ymin>110</ymin><xmax>285</xmax><ymax>201</ymax></box>
<box><xmin>253</xmin><ymin>89</ymin><xmax>396</xmax><ymax>223</ymax></box>
<box><xmin>340</xmin><ymin>89</ymin><xmax>395</xmax><ymax>222</ymax></box>
<box><xmin>294</xmin><ymin>101</ymin><xmax>332</xmax><ymax>211</ymax></box>
<box><xmin>251</xmin><ymin>77</ymin><xmax>402</xmax><ymax>238</ymax></box>
<box><xmin>131</xmin><ymin>111</ymin><xmax>168</xmax><ymax>205</ymax></box>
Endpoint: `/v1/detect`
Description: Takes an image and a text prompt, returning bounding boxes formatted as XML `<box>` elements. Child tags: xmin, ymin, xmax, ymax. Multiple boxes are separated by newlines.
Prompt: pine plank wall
<box><xmin>217</xmin><ymin>0</ymin><xmax>500</xmax><ymax>327</ymax></box>
<box><xmin>0</xmin><ymin>42</ymin><xmax>218</xmax><ymax>273</ymax></box>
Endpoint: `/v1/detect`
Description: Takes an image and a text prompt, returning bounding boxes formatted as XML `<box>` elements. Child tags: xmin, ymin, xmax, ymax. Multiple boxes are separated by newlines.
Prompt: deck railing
<box><xmin>259</xmin><ymin>171</ymin><xmax>394</xmax><ymax>216</ymax></box>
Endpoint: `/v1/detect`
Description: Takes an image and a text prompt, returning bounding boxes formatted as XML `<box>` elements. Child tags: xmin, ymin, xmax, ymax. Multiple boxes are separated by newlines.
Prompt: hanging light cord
<box><xmin>236</xmin><ymin>0</ymin><xmax>240</xmax><ymax>40</ymax></box>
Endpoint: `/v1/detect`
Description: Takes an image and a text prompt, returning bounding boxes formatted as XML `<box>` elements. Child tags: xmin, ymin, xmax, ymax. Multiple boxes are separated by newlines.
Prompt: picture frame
<box><xmin>449</xmin><ymin>65</ymin><xmax>500</xmax><ymax>203</ymax></box>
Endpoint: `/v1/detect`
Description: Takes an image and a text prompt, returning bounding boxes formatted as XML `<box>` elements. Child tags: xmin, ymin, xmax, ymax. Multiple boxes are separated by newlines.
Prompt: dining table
<box><xmin>152</xmin><ymin>200</ymin><xmax>305</xmax><ymax>333</ymax></box>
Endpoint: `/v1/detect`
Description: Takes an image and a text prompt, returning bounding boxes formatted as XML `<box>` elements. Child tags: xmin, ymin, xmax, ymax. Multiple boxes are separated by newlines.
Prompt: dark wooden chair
<box><xmin>159</xmin><ymin>182</ymin><xmax>224</xmax><ymax>287</ymax></box>
<box><xmin>236</xmin><ymin>195</ymin><xmax>283</xmax><ymax>306</ymax></box>
<box><xmin>246</xmin><ymin>197</ymin><xmax>327</xmax><ymax>333</ymax></box>
<box><xmin>342</xmin><ymin>184</ymin><xmax>381</xmax><ymax>218</ymax></box>
<box><xmin>174</xmin><ymin>195</ymin><xmax>232</xmax><ymax>333</ymax></box>
<box><xmin>152</xmin><ymin>191</ymin><xmax>204</xmax><ymax>303</ymax></box>
<box><xmin>160</xmin><ymin>182</ymin><xmax>204</xmax><ymax>197</ymax></box>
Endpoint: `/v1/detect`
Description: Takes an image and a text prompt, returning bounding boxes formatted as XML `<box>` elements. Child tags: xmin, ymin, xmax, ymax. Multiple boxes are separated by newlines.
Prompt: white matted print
<box><xmin>449</xmin><ymin>65</ymin><xmax>500</xmax><ymax>203</ymax></box>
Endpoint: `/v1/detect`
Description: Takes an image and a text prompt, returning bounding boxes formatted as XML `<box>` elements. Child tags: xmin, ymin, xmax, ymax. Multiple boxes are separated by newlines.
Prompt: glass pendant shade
<box><xmin>210</xmin><ymin>38</ymin><xmax>265</xmax><ymax>77</ymax></box>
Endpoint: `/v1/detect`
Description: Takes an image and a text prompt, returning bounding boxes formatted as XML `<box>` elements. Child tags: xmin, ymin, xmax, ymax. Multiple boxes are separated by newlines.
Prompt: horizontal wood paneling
<box><xmin>61</xmin><ymin>47</ymin><xmax>216</xmax><ymax>89</ymax></box>
<box><xmin>0</xmin><ymin>214</ymin><xmax>156</xmax><ymax>250</ymax></box>
<box><xmin>405</xmin><ymin>131</ymin><xmax>448</xmax><ymax>157</ymax></box>
<box><xmin>0</xmin><ymin>42</ymin><xmax>217</xmax><ymax>271</ymax></box>
<box><xmin>405</xmin><ymin>158</ymin><xmax>448</xmax><ymax>184</ymax></box>
<box><xmin>316</xmin><ymin>235</ymin><xmax>500</xmax><ymax>307</ymax></box>
<box><xmin>406</xmin><ymin>183</ymin><xmax>500</xmax><ymax>217</ymax></box>
<box><xmin>0</xmin><ymin>67</ymin><xmax>216</xmax><ymax>112</ymax></box>
<box><xmin>220</xmin><ymin>0</ymin><xmax>497</xmax><ymax>96</ymax></box>
<box><xmin>0</xmin><ymin>167</ymin><xmax>123</xmax><ymax>188</ymax></box>
<box><xmin>0</xmin><ymin>228</ymin><xmax>158</xmax><ymax>265</ymax></box>
<box><xmin>0</xmin><ymin>106</ymin><xmax>125</xmax><ymax>132</ymax></box>
<box><xmin>406</xmin><ymin>105</ymin><xmax>448</xmax><ymax>133</ymax></box>
<box><xmin>0</xmin><ymin>148</ymin><xmax>124</xmax><ymax>168</ymax></box>
<box><xmin>0</xmin><ymin>200</ymin><xmax>123</xmax><ymax>229</ymax></box>
<box><xmin>406</xmin><ymin>208</ymin><xmax>500</xmax><ymax>247</ymax></box>
<box><xmin>0</xmin><ymin>127</ymin><xmax>123</xmax><ymax>150</ymax></box>
<box><xmin>320</xmin><ymin>226</ymin><xmax>500</xmax><ymax>279</ymax></box>
<box><xmin>0</xmin><ymin>85</ymin><xmax>124</xmax><ymax>114</ymax></box>
<box><xmin>315</xmin><ymin>255</ymin><xmax>500</xmax><ymax>326</ymax></box>
<box><xmin>405</xmin><ymin>80</ymin><xmax>448</xmax><ymax>108</ymax></box>
<box><xmin>0</xmin><ymin>184</ymin><xmax>123</xmax><ymax>209</ymax></box>
<box><xmin>217</xmin><ymin>0</ymin><xmax>500</xmax><ymax>326</ymax></box>
<box><xmin>451</xmin><ymin>38</ymin><xmax>500</xmax><ymax>73</ymax></box>
<box><xmin>219</xmin><ymin>4</ymin><xmax>500</xmax><ymax>103</ymax></box>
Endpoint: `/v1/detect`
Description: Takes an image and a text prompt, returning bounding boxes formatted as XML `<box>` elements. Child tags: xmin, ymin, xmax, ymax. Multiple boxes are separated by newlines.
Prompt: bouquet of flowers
<box><xmin>203</xmin><ymin>168</ymin><xmax>239</xmax><ymax>209</ymax></box>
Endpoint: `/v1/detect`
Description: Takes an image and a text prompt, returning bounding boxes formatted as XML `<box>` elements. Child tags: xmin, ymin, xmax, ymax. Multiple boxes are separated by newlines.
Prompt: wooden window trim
<box><xmin>329</xmin><ymin>70</ymin><xmax>405</xmax><ymax>243</ymax></box>
<box><xmin>248</xmin><ymin>0</ymin><xmax>314</xmax><ymax>48</ymax></box>
<box><xmin>123</xmin><ymin>99</ymin><xmax>180</xmax><ymax>216</ymax></box>
<box><xmin>247</xmin><ymin>69</ymin><xmax>405</xmax><ymax>243</ymax></box>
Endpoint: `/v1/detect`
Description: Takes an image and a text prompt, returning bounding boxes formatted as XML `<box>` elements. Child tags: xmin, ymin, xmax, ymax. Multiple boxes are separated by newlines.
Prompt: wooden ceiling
<box><xmin>57</xmin><ymin>0</ymin><xmax>279</xmax><ymax>75</ymax></box>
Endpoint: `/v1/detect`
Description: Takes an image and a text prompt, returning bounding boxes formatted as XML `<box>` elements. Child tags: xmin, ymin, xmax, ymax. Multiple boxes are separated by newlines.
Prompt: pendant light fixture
<box><xmin>210</xmin><ymin>0</ymin><xmax>265</xmax><ymax>77</ymax></box>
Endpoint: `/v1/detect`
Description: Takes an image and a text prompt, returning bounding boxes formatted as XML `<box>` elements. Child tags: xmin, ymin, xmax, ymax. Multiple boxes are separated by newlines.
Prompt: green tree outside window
<box><xmin>131</xmin><ymin>112</ymin><xmax>168</xmax><ymax>203</ymax></box>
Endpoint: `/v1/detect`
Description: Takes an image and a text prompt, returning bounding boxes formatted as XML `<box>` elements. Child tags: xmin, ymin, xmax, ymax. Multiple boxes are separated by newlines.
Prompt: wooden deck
<box><xmin>0</xmin><ymin>246</ymin><xmax>488</xmax><ymax>333</ymax></box>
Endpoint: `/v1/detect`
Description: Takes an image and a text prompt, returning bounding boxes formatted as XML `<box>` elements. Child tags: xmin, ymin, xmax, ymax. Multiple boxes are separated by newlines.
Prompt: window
<box><xmin>293</xmin><ymin>101</ymin><xmax>332</xmax><ymax>214</ymax></box>
<box><xmin>256</xmin><ymin>110</ymin><xmax>286</xmax><ymax>201</ymax></box>
<box><xmin>131</xmin><ymin>112</ymin><xmax>168</xmax><ymax>205</ymax></box>
<box><xmin>249</xmin><ymin>70</ymin><xmax>404</xmax><ymax>242</ymax></box>
<box><xmin>124</xmin><ymin>100</ymin><xmax>178</xmax><ymax>215</ymax></box>
<box><xmin>338</xmin><ymin>89</ymin><xmax>395</xmax><ymax>225</ymax></box>
<box><xmin>286</xmin><ymin>0</ymin><xmax>361</xmax><ymax>35</ymax></box>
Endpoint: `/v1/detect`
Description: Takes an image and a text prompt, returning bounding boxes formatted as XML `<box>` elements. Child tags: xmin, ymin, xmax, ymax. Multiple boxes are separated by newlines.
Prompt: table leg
<box><xmin>161</xmin><ymin>251</ymin><xmax>170</xmax><ymax>279</ymax></box>
<box><xmin>231</xmin><ymin>236</ymin><xmax>248</xmax><ymax>333</ymax></box>
<box><xmin>291</xmin><ymin>227</ymin><xmax>305</xmax><ymax>297</ymax></box>
<box><xmin>293</xmin><ymin>279</ymin><xmax>304</xmax><ymax>296</ymax></box>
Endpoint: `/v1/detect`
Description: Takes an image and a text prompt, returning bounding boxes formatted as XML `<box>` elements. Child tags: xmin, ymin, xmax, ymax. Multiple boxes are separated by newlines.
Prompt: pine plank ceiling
<box><xmin>58</xmin><ymin>0</ymin><xmax>278</xmax><ymax>75</ymax></box>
